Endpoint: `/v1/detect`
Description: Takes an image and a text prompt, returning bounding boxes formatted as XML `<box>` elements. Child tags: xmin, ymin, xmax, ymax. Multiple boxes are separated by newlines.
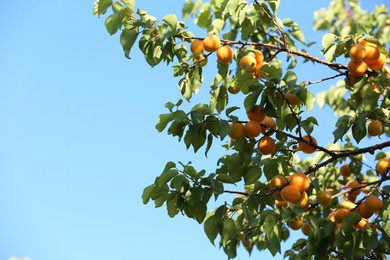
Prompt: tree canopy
<box><xmin>94</xmin><ymin>0</ymin><xmax>390</xmax><ymax>259</ymax></box>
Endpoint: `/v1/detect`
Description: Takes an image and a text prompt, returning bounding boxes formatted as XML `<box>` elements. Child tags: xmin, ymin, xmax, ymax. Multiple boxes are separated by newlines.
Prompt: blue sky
<box><xmin>0</xmin><ymin>1</ymin><xmax>387</xmax><ymax>260</ymax></box>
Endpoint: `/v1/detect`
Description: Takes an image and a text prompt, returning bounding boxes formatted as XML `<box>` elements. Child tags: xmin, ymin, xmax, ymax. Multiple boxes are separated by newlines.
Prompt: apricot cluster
<box><xmin>239</xmin><ymin>50</ymin><xmax>270</xmax><ymax>79</ymax></box>
<box><xmin>270</xmin><ymin>172</ymin><xmax>311</xmax><ymax>231</ymax></box>
<box><xmin>347</xmin><ymin>39</ymin><xmax>387</xmax><ymax>77</ymax></box>
<box><xmin>228</xmin><ymin>105</ymin><xmax>277</xmax><ymax>155</ymax></box>
<box><xmin>190</xmin><ymin>34</ymin><xmax>234</xmax><ymax>67</ymax></box>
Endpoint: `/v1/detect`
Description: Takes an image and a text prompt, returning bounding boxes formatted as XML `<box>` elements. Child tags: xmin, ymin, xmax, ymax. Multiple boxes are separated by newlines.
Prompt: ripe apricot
<box><xmin>301</xmin><ymin>223</ymin><xmax>311</xmax><ymax>236</ymax></box>
<box><xmin>340</xmin><ymin>164</ymin><xmax>351</xmax><ymax>177</ymax></box>
<box><xmin>363</xmin><ymin>45</ymin><xmax>380</xmax><ymax>64</ymax></box>
<box><xmin>244</xmin><ymin>120</ymin><xmax>261</xmax><ymax>138</ymax></box>
<box><xmin>354</xmin><ymin>201</ymin><xmax>373</xmax><ymax>219</ymax></box>
<box><xmin>281</xmin><ymin>185</ymin><xmax>301</xmax><ymax>203</ymax></box>
<box><xmin>258</xmin><ymin>136</ymin><xmax>275</xmax><ymax>155</ymax></box>
<box><xmin>288</xmin><ymin>172</ymin><xmax>310</xmax><ymax>192</ymax></box>
<box><xmin>349</xmin><ymin>44</ymin><xmax>366</xmax><ymax>62</ymax></box>
<box><xmin>217</xmin><ymin>45</ymin><xmax>233</xmax><ymax>64</ymax></box>
<box><xmin>254</xmin><ymin>50</ymin><xmax>264</xmax><ymax>63</ymax></box>
<box><xmin>285</xmin><ymin>91</ymin><xmax>301</xmax><ymax>106</ymax></box>
<box><xmin>348</xmin><ymin>60</ymin><xmax>367</xmax><ymax>77</ymax></box>
<box><xmin>260</xmin><ymin>116</ymin><xmax>276</xmax><ymax>135</ymax></box>
<box><xmin>203</xmin><ymin>34</ymin><xmax>221</xmax><ymax>52</ymax></box>
<box><xmin>376</xmin><ymin>158</ymin><xmax>390</xmax><ymax>175</ymax></box>
<box><xmin>367</xmin><ymin>52</ymin><xmax>386</xmax><ymax>70</ymax></box>
<box><xmin>254</xmin><ymin>61</ymin><xmax>270</xmax><ymax>78</ymax></box>
<box><xmin>297</xmin><ymin>191</ymin><xmax>310</xmax><ymax>210</ymax></box>
<box><xmin>334</xmin><ymin>208</ymin><xmax>350</xmax><ymax>223</ymax></box>
<box><xmin>372</xmin><ymin>84</ymin><xmax>381</xmax><ymax>95</ymax></box>
<box><xmin>190</xmin><ymin>39</ymin><xmax>204</xmax><ymax>54</ymax></box>
<box><xmin>270</xmin><ymin>175</ymin><xmax>287</xmax><ymax>188</ymax></box>
<box><xmin>365</xmin><ymin>195</ymin><xmax>383</xmax><ymax>213</ymax></box>
<box><xmin>328</xmin><ymin>211</ymin><xmax>336</xmax><ymax>222</ymax></box>
<box><xmin>317</xmin><ymin>190</ymin><xmax>332</xmax><ymax>207</ymax></box>
<box><xmin>288</xmin><ymin>217</ymin><xmax>304</xmax><ymax>230</ymax></box>
<box><xmin>229</xmin><ymin>122</ymin><xmax>245</xmax><ymax>140</ymax></box>
<box><xmin>275</xmin><ymin>200</ymin><xmax>288</xmax><ymax>209</ymax></box>
<box><xmin>298</xmin><ymin>135</ymin><xmax>317</xmax><ymax>154</ymax></box>
<box><xmin>273</xmin><ymin>191</ymin><xmax>284</xmax><ymax>201</ymax></box>
<box><xmin>247</xmin><ymin>105</ymin><xmax>266</xmax><ymax>122</ymax></box>
<box><xmin>354</xmin><ymin>218</ymin><xmax>370</xmax><ymax>230</ymax></box>
<box><xmin>347</xmin><ymin>180</ymin><xmax>362</xmax><ymax>198</ymax></box>
<box><xmin>340</xmin><ymin>200</ymin><xmax>357</xmax><ymax>210</ymax></box>
<box><xmin>239</xmin><ymin>54</ymin><xmax>257</xmax><ymax>72</ymax></box>
<box><xmin>228</xmin><ymin>85</ymin><xmax>240</xmax><ymax>94</ymax></box>
<box><xmin>367</xmin><ymin>119</ymin><xmax>383</xmax><ymax>136</ymax></box>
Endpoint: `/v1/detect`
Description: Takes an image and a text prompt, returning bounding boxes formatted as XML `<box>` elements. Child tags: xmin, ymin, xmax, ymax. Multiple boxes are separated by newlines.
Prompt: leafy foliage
<box><xmin>95</xmin><ymin>0</ymin><xmax>390</xmax><ymax>258</ymax></box>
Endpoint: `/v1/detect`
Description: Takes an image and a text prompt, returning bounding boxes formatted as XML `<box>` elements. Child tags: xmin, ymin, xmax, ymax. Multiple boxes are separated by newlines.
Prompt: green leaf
<box><xmin>156</xmin><ymin>113</ymin><xmax>174</xmax><ymax>132</ymax></box>
<box><xmin>333</xmin><ymin>115</ymin><xmax>353</xmax><ymax>142</ymax></box>
<box><xmin>301</xmin><ymin>116</ymin><xmax>318</xmax><ymax>135</ymax></box>
<box><xmin>121</xmin><ymin>0</ymin><xmax>135</xmax><ymax>13</ymax></box>
<box><xmin>363</xmin><ymin>231</ymin><xmax>379</xmax><ymax>251</ymax></box>
<box><xmin>243</xmin><ymin>166</ymin><xmax>261</xmax><ymax>185</ymax></box>
<box><xmin>351</xmin><ymin>114</ymin><xmax>366</xmax><ymax>143</ymax></box>
<box><xmin>218</xmin><ymin>120</ymin><xmax>231</xmax><ymax>140</ymax></box>
<box><xmin>105</xmin><ymin>13</ymin><xmax>123</xmax><ymax>35</ymax></box>
<box><xmin>157</xmin><ymin>169</ymin><xmax>178</xmax><ymax>188</ymax></box>
<box><xmin>222</xmin><ymin>218</ymin><xmax>237</xmax><ymax>246</ymax></box>
<box><xmin>141</xmin><ymin>184</ymin><xmax>154</xmax><ymax>204</ymax></box>
<box><xmin>205</xmin><ymin>133</ymin><xmax>213</xmax><ymax>157</ymax></box>
<box><xmin>322</xmin><ymin>33</ymin><xmax>337</xmax><ymax>51</ymax></box>
<box><xmin>120</xmin><ymin>29</ymin><xmax>139</xmax><ymax>59</ymax></box>
<box><xmin>166</xmin><ymin>193</ymin><xmax>180</xmax><ymax>217</ymax></box>
<box><xmin>244</xmin><ymin>90</ymin><xmax>261</xmax><ymax>113</ymax></box>
<box><xmin>163</xmin><ymin>14</ymin><xmax>178</xmax><ymax>33</ymax></box>
<box><xmin>204</xmin><ymin>215</ymin><xmax>219</xmax><ymax>245</ymax></box>
<box><xmin>93</xmin><ymin>0</ymin><xmax>113</xmax><ymax>16</ymax></box>
<box><xmin>216</xmin><ymin>174</ymin><xmax>235</xmax><ymax>184</ymax></box>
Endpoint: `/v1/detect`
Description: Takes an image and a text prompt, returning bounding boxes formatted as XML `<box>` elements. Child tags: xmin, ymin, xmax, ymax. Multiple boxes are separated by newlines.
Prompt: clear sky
<box><xmin>0</xmin><ymin>1</ymin><xmax>387</xmax><ymax>260</ymax></box>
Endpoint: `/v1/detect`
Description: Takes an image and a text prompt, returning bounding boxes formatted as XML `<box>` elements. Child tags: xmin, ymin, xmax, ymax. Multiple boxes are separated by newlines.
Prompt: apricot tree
<box><xmin>94</xmin><ymin>0</ymin><xmax>390</xmax><ymax>259</ymax></box>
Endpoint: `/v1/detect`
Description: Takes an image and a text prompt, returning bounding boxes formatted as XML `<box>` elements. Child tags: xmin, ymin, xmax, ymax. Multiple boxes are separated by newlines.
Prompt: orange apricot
<box><xmin>244</xmin><ymin>120</ymin><xmax>261</xmax><ymax>138</ymax></box>
<box><xmin>367</xmin><ymin>52</ymin><xmax>386</xmax><ymax>70</ymax></box>
<box><xmin>334</xmin><ymin>208</ymin><xmax>350</xmax><ymax>223</ymax></box>
<box><xmin>239</xmin><ymin>54</ymin><xmax>257</xmax><ymax>72</ymax></box>
<box><xmin>288</xmin><ymin>217</ymin><xmax>304</xmax><ymax>230</ymax></box>
<box><xmin>347</xmin><ymin>180</ymin><xmax>362</xmax><ymax>198</ymax></box>
<box><xmin>297</xmin><ymin>191</ymin><xmax>310</xmax><ymax>210</ymax></box>
<box><xmin>340</xmin><ymin>164</ymin><xmax>351</xmax><ymax>177</ymax></box>
<box><xmin>288</xmin><ymin>172</ymin><xmax>310</xmax><ymax>192</ymax></box>
<box><xmin>363</xmin><ymin>45</ymin><xmax>380</xmax><ymax>64</ymax></box>
<box><xmin>317</xmin><ymin>190</ymin><xmax>332</xmax><ymax>207</ymax></box>
<box><xmin>301</xmin><ymin>222</ymin><xmax>311</xmax><ymax>236</ymax></box>
<box><xmin>260</xmin><ymin>116</ymin><xmax>276</xmax><ymax>135</ymax></box>
<box><xmin>376</xmin><ymin>158</ymin><xmax>390</xmax><ymax>175</ymax></box>
<box><xmin>348</xmin><ymin>60</ymin><xmax>367</xmax><ymax>77</ymax></box>
<box><xmin>229</xmin><ymin>122</ymin><xmax>245</xmax><ymax>140</ymax></box>
<box><xmin>285</xmin><ymin>91</ymin><xmax>301</xmax><ymax>106</ymax></box>
<box><xmin>254</xmin><ymin>61</ymin><xmax>270</xmax><ymax>78</ymax></box>
<box><xmin>270</xmin><ymin>175</ymin><xmax>287</xmax><ymax>188</ymax></box>
<box><xmin>298</xmin><ymin>135</ymin><xmax>317</xmax><ymax>154</ymax></box>
<box><xmin>258</xmin><ymin>136</ymin><xmax>276</xmax><ymax>155</ymax></box>
<box><xmin>365</xmin><ymin>195</ymin><xmax>384</xmax><ymax>213</ymax></box>
<box><xmin>273</xmin><ymin>191</ymin><xmax>284</xmax><ymax>201</ymax></box>
<box><xmin>349</xmin><ymin>44</ymin><xmax>366</xmax><ymax>62</ymax></box>
<box><xmin>275</xmin><ymin>200</ymin><xmax>288</xmax><ymax>209</ymax></box>
<box><xmin>247</xmin><ymin>105</ymin><xmax>266</xmax><ymax>122</ymax></box>
<box><xmin>354</xmin><ymin>202</ymin><xmax>373</xmax><ymax>219</ymax></box>
<box><xmin>190</xmin><ymin>39</ymin><xmax>204</xmax><ymax>54</ymax></box>
<box><xmin>216</xmin><ymin>45</ymin><xmax>233</xmax><ymax>64</ymax></box>
<box><xmin>228</xmin><ymin>85</ymin><xmax>240</xmax><ymax>94</ymax></box>
<box><xmin>281</xmin><ymin>185</ymin><xmax>301</xmax><ymax>203</ymax></box>
<box><xmin>367</xmin><ymin>119</ymin><xmax>383</xmax><ymax>136</ymax></box>
<box><xmin>253</xmin><ymin>50</ymin><xmax>264</xmax><ymax>63</ymax></box>
<box><xmin>203</xmin><ymin>34</ymin><xmax>221</xmax><ymax>52</ymax></box>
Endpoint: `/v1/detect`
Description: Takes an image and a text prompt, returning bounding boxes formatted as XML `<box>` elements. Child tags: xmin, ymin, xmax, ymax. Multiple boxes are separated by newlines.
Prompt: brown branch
<box><xmin>306</xmin><ymin>72</ymin><xmax>348</xmax><ymax>86</ymax></box>
<box><xmin>181</xmin><ymin>36</ymin><xmax>347</xmax><ymax>71</ymax></box>
<box><xmin>304</xmin><ymin>140</ymin><xmax>390</xmax><ymax>175</ymax></box>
